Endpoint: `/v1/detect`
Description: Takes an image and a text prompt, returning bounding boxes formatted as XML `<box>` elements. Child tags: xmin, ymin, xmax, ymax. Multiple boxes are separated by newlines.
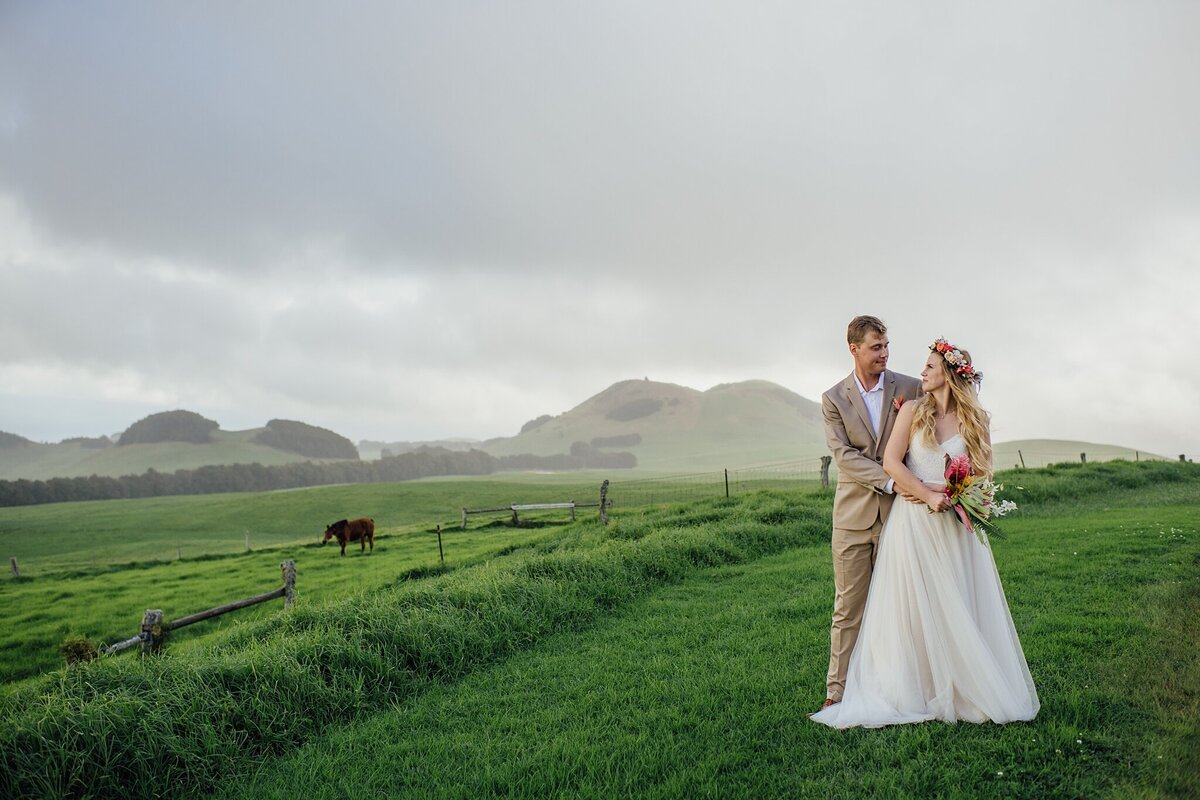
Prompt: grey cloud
<box><xmin>3</xmin><ymin>2</ymin><xmax>1197</xmax><ymax>277</ymax></box>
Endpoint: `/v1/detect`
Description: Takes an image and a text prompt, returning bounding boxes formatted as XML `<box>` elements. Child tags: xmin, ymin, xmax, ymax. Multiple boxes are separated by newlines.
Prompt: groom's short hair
<box><xmin>847</xmin><ymin>315</ymin><xmax>887</xmax><ymax>345</ymax></box>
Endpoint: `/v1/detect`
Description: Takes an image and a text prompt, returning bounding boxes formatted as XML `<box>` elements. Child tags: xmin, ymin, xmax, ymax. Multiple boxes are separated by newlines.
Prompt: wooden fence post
<box><xmin>820</xmin><ymin>456</ymin><xmax>832</xmax><ymax>488</ymax></box>
<box><xmin>1080</xmin><ymin>453</ymin><xmax>1087</xmax><ymax>464</ymax></box>
<box><xmin>141</xmin><ymin>609</ymin><xmax>164</xmax><ymax>655</ymax></box>
<box><xmin>461</xmin><ymin>508</ymin><xmax>468</xmax><ymax>530</ymax></box>
<box><xmin>436</xmin><ymin>525</ymin><xmax>444</xmax><ymax>563</ymax></box>
<box><xmin>724</xmin><ymin>469</ymin><xmax>730</xmax><ymax>498</ymax></box>
<box><xmin>280</xmin><ymin>560</ymin><xmax>296</xmax><ymax>608</ymax></box>
<box><xmin>1018</xmin><ymin>450</ymin><xmax>1026</xmax><ymax>469</ymax></box>
<box><xmin>599</xmin><ymin>480</ymin><xmax>609</xmax><ymax>525</ymax></box>
<box><xmin>10</xmin><ymin>558</ymin><xmax>18</xmax><ymax>578</ymax></box>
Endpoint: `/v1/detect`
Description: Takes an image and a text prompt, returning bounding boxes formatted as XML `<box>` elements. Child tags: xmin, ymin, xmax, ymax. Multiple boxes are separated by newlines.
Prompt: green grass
<box><xmin>0</xmin><ymin>473</ymin><xmax>614</xmax><ymax>683</ymax></box>
<box><xmin>0</xmin><ymin>470</ymin><xmax>757</xmax><ymax>684</ymax></box>
<box><xmin>0</xmin><ymin>491</ymin><xmax>833</xmax><ymax>799</ymax></box>
<box><xmin>0</xmin><ymin>524</ymin><xmax>564</xmax><ymax>683</ymax></box>
<box><xmin>213</xmin><ymin>477</ymin><xmax>1199</xmax><ymax>799</ymax></box>
<box><xmin>0</xmin><ymin>461</ymin><xmax>1197</xmax><ymax>799</ymax></box>
<box><xmin>0</xmin><ymin>474</ymin><xmax>612</xmax><ymax>574</ymax></box>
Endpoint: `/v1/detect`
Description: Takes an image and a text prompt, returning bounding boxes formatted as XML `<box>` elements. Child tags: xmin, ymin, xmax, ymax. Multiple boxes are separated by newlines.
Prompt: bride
<box><xmin>811</xmin><ymin>338</ymin><xmax>1039</xmax><ymax>728</ymax></box>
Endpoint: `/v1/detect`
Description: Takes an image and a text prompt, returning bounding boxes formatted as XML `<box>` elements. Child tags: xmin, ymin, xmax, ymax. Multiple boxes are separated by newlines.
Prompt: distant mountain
<box><xmin>0</xmin><ymin>431</ymin><xmax>36</xmax><ymax>449</ymax></box>
<box><xmin>0</xmin><ymin>392</ymin><xmax>1168</xmax><ymax>482</ymax></box>
<box><xmin>478</xmin><ymin>378</ymin><xmax>1170</xmax><ymax>472</ymax></box>
<box><xmin>481</xmin><ymin>378</ymin><xmax>828</xmax><ymax>471</ymax></box>
<box><xmin>0</xmin><ymin>412</ymin><xmax>360</xmax><ymax>481</ymax></box>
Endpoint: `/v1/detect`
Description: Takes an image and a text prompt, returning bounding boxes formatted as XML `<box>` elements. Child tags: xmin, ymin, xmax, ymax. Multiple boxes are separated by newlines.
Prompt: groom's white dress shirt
<box><xmin>853</xmin><ymin>373</ymin><xmax>885</xmax><ymax>436</ymax></box>
<box><xmin>853</xmin><ymin>373</ymin><xmax>894</xmax><ymax>494</ymax></box>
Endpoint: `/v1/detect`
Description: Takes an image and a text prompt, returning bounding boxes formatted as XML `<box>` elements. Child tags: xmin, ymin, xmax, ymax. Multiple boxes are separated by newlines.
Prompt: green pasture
<box><xmin>0</xmin><ymin>524</ymin><xmax>564</xmax><ymax>684</ymax></box>
<box><xmin>0</xmin><ymin>474</ymin><xmax>613</xmax><ymax>575</ymax></box>
<box><xmin>215</xmin><ymin>504</ymin><xmax>1199</xmax><ymax>800</ymax></box>
<box><xmin>0</xmin><ymin>460</ymin><xmax>1196</xmax><ymax>799</ymax></box>
<box><xmin>0</xmin><ymin>470</ymin><xmax>745</xmax><ymax>683</ymax></box>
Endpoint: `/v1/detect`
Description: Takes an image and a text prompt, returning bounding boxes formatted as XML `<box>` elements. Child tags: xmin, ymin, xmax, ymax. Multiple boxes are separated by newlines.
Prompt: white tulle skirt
<box><xmin>811</xmin><ymin>500</ymin><xmax>1039</xmax><ymax>729</ymax></box>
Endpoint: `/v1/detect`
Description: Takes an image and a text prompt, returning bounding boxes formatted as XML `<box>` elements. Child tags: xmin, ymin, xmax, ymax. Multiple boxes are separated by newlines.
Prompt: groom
<box><xmin>819</xmin><ymin>315</ymin><xmax>922</xmax><ymax>709</ymax></box>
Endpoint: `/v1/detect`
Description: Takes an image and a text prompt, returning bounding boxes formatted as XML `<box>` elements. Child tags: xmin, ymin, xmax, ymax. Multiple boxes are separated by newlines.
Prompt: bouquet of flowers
<box><xmin>940</xmin><ymin>453</ymin><xmax>1017</xmax><ymax>545</ymax></box>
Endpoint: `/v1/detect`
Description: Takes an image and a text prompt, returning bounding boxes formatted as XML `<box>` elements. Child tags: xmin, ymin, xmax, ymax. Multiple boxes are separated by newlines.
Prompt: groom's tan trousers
<box><xmin>826</xmin><ymin>517</ymin><xmax>884</xmax><ymax>702</ymax></box>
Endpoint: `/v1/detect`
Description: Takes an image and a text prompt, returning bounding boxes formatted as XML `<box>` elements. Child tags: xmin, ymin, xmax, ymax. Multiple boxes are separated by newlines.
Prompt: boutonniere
<box><xmin>893</xmin><ymin>397</ymin><xmax>904</xmax><ymax>412</ymax></box>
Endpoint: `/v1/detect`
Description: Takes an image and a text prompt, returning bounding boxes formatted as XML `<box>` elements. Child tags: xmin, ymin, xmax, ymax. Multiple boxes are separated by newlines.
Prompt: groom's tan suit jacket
<box><xmin>822</xmin><ymin>370</ymin><xmax>924</xmax><ymax>530</ymax></box>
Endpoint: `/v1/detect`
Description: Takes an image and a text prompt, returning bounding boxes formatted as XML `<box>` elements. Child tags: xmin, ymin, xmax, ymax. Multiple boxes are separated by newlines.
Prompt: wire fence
<box><xmin>12</xmin><ymin>450</ymin><xmax>1192</xmax><ymax>576</ymax></box>
<box><xmin>602</xmin><ymin>448</ymin><xmax>1197</xmax><ymax>510</ymax></box>
<box><xmin>604</xmin><ymin>457</ymin><xmax>828</xmax><ymax>509</ymax></box>
<box><xmin>993</xmin><ymin>448</ymin><xmax>1191</xmax><ymax>470</ymax></box>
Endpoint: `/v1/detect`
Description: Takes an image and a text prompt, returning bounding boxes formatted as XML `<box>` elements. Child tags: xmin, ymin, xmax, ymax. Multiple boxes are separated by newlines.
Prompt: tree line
<box><xmin>0</xmin><ymin>447</ymin><xmax>636</xmax><ymax>507</ymax></box>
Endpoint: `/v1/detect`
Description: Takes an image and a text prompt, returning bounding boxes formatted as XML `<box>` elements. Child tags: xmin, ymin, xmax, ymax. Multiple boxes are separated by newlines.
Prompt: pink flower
<box><xmin>944</xmin><ymin>453</ymin><xmax>971</xmax><ymax>484</ymax></box>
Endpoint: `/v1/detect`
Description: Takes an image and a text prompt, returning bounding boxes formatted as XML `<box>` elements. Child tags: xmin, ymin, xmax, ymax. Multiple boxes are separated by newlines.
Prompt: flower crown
<box><xmin>931</xmin><ymin>338</ymin><xmax>983</xmax><ymax>385</ymax></box>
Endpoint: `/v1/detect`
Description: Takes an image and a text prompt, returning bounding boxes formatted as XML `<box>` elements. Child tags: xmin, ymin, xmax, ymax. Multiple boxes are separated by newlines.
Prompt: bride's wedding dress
<box><xmin>811</xmin><ymin>433</ymin><xmax>1039</xmax><ymax>728</ymax></box>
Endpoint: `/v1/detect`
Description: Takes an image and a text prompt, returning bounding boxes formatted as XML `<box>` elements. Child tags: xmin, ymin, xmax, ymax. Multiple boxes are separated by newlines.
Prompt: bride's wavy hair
<box><xmin>912</xmin><ymin>344</ymin><xmax>993</xmax><ymax>475</ymax></box>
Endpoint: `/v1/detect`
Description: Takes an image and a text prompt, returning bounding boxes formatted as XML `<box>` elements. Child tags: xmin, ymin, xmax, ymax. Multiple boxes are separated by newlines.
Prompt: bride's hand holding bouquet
<box><xmin>938</xmin><ymin>453</ymin><xmax>1017</xmax><ymax>545</ymax></box>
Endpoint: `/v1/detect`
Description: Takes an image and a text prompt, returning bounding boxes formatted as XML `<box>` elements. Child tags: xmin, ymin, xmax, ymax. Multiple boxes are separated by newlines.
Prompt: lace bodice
<box><xmin>905</xmin><ymin>433</ymin><xmax>966</xmax><ymax>483</ymax></box>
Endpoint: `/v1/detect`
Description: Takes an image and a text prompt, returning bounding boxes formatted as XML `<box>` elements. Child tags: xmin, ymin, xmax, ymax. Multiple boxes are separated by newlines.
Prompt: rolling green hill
<box><xmin>482</xmin><ymin>378</ymin><xmax>829</xmax><ymax>470</ymax></box>
<box><xmin>1</xmin><ymin>386</ymin><xmax>1171</xmax><ymax>483</ymax></box>
<box><xmin>0</xmin><ymin>428</ymin><xmax>353</xmax><ymax>482</ymax></box>
<box><xmin>482</xmin><ymin>379</ymin><xmax>1169</xmax><ymax>472</ymax></box>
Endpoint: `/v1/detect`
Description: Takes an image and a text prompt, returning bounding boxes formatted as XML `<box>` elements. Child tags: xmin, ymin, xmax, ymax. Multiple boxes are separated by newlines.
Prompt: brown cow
<box><xmin>322</xmin><ymin>517</ymin><xmax>375</xmax><ymax>556</ymax></box>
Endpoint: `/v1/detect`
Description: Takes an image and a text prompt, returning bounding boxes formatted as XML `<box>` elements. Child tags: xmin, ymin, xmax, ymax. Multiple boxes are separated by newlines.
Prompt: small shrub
<box><xmin>59</xmin><ymin>636</ymin><xmax>97</xmax><ymax>666</ymax></box>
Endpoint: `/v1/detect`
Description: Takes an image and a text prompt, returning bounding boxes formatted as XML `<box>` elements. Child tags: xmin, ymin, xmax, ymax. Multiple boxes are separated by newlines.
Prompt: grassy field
<box><xmin>0</xmin><ymin>524</ymin><xmax>566</xmax><ymax>683</ymax></box>
<box><xmin>214</xmin><ymin>504</ymin><xmax>1199</xmax><ymax>800</ymax></box>
<box><xmin>0</xmin><ymin>473</ymin><xmax>624</xmax><ymax>682</ymax></box>
<box><xmin>0</xmin><ymin>474</ymin><xmax>614</xmax><ymax>574</ymax></box>
<box><xmin>1</xmin><ymin>461</ymin><xmax>1197</xmax><ymax>798</ymax></box>
<box><xmin>0</xmin><ymin>470</ymin><xmax>774</xmax><ymax>683</ymax></box>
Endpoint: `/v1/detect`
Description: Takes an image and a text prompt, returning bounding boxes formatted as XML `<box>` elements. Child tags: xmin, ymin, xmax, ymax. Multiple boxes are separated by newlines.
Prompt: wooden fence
<box><xmin>461</xmin><ymin>481</ymin><xmax>612</xmax><ymax>529</ymax></box>
<box><xmin>100</xmin><ymin>560</ymin><xmax>296</xmax><ymax>656</ymax></box>
<box><xmin>460</xmin><ymin>500</ymin><xmax>606</xmax><ymax>529</ymax></box>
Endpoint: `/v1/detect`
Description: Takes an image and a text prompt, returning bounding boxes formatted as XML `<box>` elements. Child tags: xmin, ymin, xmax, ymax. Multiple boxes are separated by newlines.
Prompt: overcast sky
<box><xmin>2</xmin><ymin>2</ymin><xmax>1198</xmax><ymax>459</ymax></box>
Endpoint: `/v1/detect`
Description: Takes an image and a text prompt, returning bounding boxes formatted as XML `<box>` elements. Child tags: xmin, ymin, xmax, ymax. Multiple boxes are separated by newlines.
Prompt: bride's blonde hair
<box><xmin>911</xmin><ymin>343</ymin><xmax>992</xmax><ymax>475</ymax></box>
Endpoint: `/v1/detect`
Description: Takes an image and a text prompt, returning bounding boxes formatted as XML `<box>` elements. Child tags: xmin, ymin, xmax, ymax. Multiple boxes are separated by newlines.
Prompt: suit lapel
<box><xmin>878</xmin><ymin>371</ymin><xmax>897</xmax><ymax>447</ymax></box>
<box><xmin>844</xmin><ymin>375</ymin><xmax>877</xmax><ymax>448</ymax></box>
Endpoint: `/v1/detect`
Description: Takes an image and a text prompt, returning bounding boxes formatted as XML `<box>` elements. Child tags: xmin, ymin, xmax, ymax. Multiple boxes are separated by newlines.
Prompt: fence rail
<box><xmin>461</xmin><ymin>501</ymin><xmax>604</xmax><ymax>529</ymax></box>
<box><xmin>100</xmin><ymin>560</ymin><xmax>296</xmax><ymax>656</ymax></box>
